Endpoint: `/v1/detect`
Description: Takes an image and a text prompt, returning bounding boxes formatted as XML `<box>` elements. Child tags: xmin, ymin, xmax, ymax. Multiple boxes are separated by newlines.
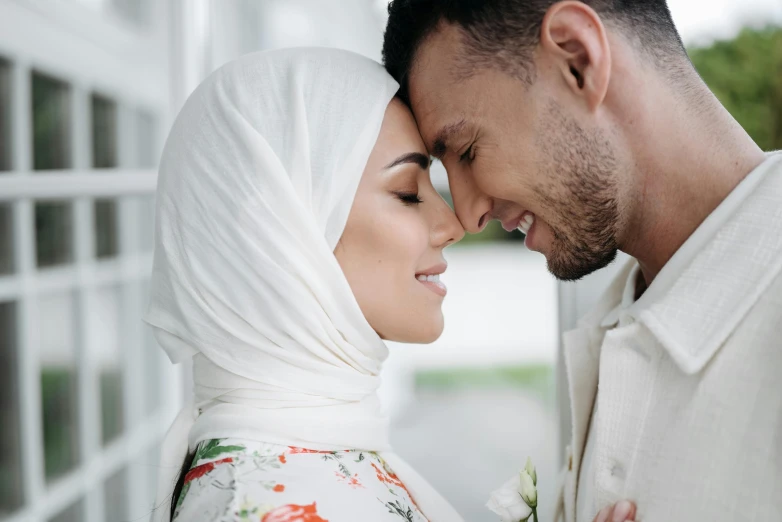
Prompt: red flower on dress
<box><xmin>261</xmin><ymin>502</ymin><xmax>328</xmax><ymax>522</ymax></box>
<box><xmin>278</xmin><ymin>454</ymin><xmax>287</xmax><ymax>464</ymax></box>
<box><xmin>287</xmin><ymin>447</ymin><xmax>331</xmax><ymax>454</ymax></box>
<box><xmin>183</xmin><ymin>457</ymin><xmax>233</xmax><ymax>484</ymax></box>
<box><xmin>335</xmin><ymin>472</ymin><xmax>364</xmax><ymax>489</ymax></box>
<box><xmin>273</xmin><ymin>484</ymin><xmax>285</xmax><ymax>492</ymax></box>
<box><xmin>370</xmin><ymin>462</ymin><xmax>413</xmax><ymax>499</ymax></box>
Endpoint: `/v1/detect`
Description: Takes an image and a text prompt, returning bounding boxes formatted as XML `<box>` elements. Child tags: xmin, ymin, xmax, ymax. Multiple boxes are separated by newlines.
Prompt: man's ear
<box><xmin>539</xmin><ymin>1</ymin><xmax>611</xmax><ymax>111</ymax></box>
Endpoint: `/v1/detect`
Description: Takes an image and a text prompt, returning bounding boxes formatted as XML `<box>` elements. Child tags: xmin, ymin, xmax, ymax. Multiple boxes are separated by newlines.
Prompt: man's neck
<box><xmin>619</xmin><ymin>92</ymin><xmax>766</xmax><ymax>286</ymax></box>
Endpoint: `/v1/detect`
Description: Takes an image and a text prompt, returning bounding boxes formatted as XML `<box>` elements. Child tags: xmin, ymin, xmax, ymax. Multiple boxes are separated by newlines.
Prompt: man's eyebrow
<box><xmin>384</xmin><ymin>152</ymin><xmax>431</xmax><ymax>170</ymax></box>
<box><xmin>431</xmin><ymin>119</ymin><xmax>467</xmax><ymax>159</ymax></box>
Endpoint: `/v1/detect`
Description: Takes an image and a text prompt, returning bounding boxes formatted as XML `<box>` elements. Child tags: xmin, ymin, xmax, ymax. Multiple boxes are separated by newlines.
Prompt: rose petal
<box><xmin>487</xmin><ymin>476</ymin><xmax>533</xmax><ymax>522</ymax></box>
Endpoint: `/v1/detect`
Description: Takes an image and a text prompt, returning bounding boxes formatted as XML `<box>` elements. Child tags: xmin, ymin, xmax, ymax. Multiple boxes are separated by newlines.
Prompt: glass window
<box><xmin>39</xmin><ymin>292</ymin><xmax>79</xmax><ymax>481</ymax></box>
<box><xmin>47</xmin><ymin>498</ymin><xmax>83</xmax><ymax>522</ymax></box>
<box><xmin>35</xmin><ymin>201</ymin><xmax>73</xmax><ymax>268</ymax></box>
<box><xmin>136</xmin><ymin>110</ymin><xmax>158</xmax><ymax>168</ymax></box>
<box><xmin>92</xmin><ymin>95</ymin><xmax>119</xmax><ymax>261</ymax></box>
<box><xmin>32</xmin><ymin>72</ymin><xmax>71</xmax><ymax>171</ymax></box>
<box><xmin>0</xmin><ymin>58</ymin><xmax>11</xmax><ymax>172</ymax></box>
<box><xmin>0</xmin><ymin>301</ymin><xmax>23</xmax><ymax>513</ymax></box>
<box><xmin>93</xmin><ymin>286</ymin><xmax>123</xmax><ymax>445</ymax></box>
<box><xmin>0</xmin><ymin>203</ymin><xmax>13</xmax><ymax>274</ymax></box>
<box><xmin>94</xmin><ymin>199</ymin><xmax>119</xmax><ymax>259</ymax></box>
<box><xmin>103</xmin><ymin>466</ymin><xmax>128</xmax><ymax>522</ymax></box>
<box><xmin>91</xmin><ymin>94</ymin><xmax>117</xmax><ymax>169</ymax></box>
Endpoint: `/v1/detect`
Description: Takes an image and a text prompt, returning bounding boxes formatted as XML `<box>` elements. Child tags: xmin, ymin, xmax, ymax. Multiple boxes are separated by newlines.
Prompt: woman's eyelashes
<box><xmin>394</xmin><ymin>191</ymin><xmax>423</xmax><ymax>206</ymax></box>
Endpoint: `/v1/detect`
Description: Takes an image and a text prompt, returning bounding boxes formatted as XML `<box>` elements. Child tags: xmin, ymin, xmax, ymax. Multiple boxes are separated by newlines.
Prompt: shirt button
<box><xmin>610</xmin><ymin>463</ymin><xmax>626</xmax><ymax>480</ymax></box>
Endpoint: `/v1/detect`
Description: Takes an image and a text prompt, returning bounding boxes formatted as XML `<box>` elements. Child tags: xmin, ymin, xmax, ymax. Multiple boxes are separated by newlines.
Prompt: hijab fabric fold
<box><xmin>145</xmin><ymin>48</ymin><xmax>464</xmax><ymax>522</ymax></box>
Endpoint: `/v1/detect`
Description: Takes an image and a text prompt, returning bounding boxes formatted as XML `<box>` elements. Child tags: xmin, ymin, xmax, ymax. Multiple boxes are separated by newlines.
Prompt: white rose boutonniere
<box><xmin>486</xmin><ymin>457</ymin><xmax>539</xmax><ymax>522</ymax></box>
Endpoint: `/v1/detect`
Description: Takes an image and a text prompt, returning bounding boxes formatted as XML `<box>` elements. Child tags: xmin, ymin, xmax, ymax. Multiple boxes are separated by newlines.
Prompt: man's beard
<box><xmin>534</xmin><ymin>102</ymin><xmax>620</xmax><ymax>282</ymax></box>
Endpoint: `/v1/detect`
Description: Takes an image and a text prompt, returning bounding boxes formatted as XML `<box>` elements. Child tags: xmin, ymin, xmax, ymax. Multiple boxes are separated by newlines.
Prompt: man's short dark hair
<box><xmin>382</xmin><ymin>0</ymin><xmax>687</xmax><ymax>103</ymax></box>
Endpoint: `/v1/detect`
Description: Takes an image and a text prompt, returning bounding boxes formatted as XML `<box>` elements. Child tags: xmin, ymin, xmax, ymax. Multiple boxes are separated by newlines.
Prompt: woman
<box><xmin>146</xmin><ymin>48</ymin><xmax>465</xmax><ymax>522</ymax></box>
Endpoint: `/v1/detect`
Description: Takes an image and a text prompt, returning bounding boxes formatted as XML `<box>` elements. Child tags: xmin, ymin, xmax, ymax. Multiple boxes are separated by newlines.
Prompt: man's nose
<box><xmin>447</xmin><ymin>168</ymin><xmax>493</xmax><ymax>234</ymax></box>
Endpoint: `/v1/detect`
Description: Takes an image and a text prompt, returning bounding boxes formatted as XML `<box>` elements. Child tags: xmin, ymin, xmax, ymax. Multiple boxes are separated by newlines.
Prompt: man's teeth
<box><xmin>518</xmin><ymin>214</ymin><xmax>535</xmax><ymax>234</ymax></box>
<box><xmin>416</xmin><ymin>274</ymin><xmax>441</xmax><ymax>283</ymax></box>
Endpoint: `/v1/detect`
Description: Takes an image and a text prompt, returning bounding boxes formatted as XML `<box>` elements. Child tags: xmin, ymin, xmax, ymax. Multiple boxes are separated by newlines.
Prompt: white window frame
<box><xmin>0</xmin><ymin>1</ymin><xmax>180</xmax><ymax>521</ymax></box>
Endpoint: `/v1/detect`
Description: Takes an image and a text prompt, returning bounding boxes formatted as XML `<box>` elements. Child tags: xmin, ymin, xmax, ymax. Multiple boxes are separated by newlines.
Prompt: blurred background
<box><xmin>0</xmin><ymin>1</ymin><xmax>779</xmax><ymax>521</ymax></box>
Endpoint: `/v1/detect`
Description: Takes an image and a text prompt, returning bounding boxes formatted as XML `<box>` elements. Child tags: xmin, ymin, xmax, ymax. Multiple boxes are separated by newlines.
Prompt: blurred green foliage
<box><xmin>32</xmin><ymin>73</ymin><xmax>71</xmax><ymax>171</ymax></box>
<box><xmin>41</xmin><ymin>368</ymin><xmax>79</xmax><ymax>480</ymax></box>
<box><xmin>35</xmin><ymin>202</ymin><xmax>72</xmax><ymax>267</ymax></box>
<box><xmin>689</xmin><ymin>26</ymin><xmax>782</xmax><ymax>151</ymax></box>
<box><xmin>415</xmin><ymin>364</ymin><xmax>554</xmax><ymax>405</ymax></box>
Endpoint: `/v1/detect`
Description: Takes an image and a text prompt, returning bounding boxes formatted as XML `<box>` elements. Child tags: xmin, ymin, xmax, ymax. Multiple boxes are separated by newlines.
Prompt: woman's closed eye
<box><xmin>394</xmin><ymin>191</ymin><xmax>424</xmax><ymax>205</ymax></box>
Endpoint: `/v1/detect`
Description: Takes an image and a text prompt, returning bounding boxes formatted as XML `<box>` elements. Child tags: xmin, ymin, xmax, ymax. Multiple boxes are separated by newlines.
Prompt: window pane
<box><xmin>0</xmin><ymin>58</ymin><xmax>10</xmax><ymax>172</ymax></box>
<box><xmin>47</xmin><ymin>498</ymin><xmax>83</xmax><ymax>522</ymax></box>
<box><xmin>0</xmin><ymin>301</ymin><xmax>23</xmax><ymax>513</ymax></box>
<box><xmin>91</xmin><ymin>94</ymin><xmax>117</xmax><ymax>169</ymax></box>
<box><xmin>103</xmin><ymin>467</ymin><xmax>128</xmax><ymax>522</ymax></box>
<box><xmin>93</xmin><ymin>286</ymin><xmax>123</xmax><ymax>445</ymax></box>
<box><xmin>32</xmin><ymin>73</ymin><xmax>71</xmax><ymax>171</ymax></box>
<box><xmin>35</xmin><ymin>201</ymin><xmax>73</xmax><ymax>268</ymax></box>
<box><xmin>136</xmin><ymin>110</ymin><xmax>158</xmax><ymax>168</ymax></box>
<box><xmin>0</xmin><ymin>204</ymin><xmax>12</xmax><ymax>274</ymax></box>
<box><xmin>94</xmin><ymin>199</ymin><xmax>119</xmax><ymax>259</ymax></box>
<box><xmin>39</xmin><ymin>292</ymin><xmax>79</xmax><ymax>481</ymax></box>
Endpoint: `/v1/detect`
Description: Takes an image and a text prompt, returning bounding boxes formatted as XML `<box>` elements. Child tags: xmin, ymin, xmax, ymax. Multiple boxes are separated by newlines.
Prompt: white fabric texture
<box><xmin>556</xmin><ymin>152</ymin><xmax>782</xmax><ymax>522</ymax></box>
<box><xmin>145</xmin><ymin>48</ymin><xmax>463</xmax><ymax>522</ymax></box>
<box><xmin>575</xmin><ymin>151</ymin><xmax>778</xmax><ymax>522</ymax></box>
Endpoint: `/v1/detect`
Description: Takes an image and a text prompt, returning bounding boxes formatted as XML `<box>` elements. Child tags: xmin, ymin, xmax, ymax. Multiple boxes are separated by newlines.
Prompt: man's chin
<box><xmin>545</xmin><ymin>249</ymin><xmax>619</xmax><ymax>282</ymax></box>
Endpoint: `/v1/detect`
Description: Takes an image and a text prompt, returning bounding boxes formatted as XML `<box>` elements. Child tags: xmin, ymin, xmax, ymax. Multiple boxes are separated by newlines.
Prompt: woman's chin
<box><xmin>382</xmin><ymin>312</ymin><xmax>444</xmax><ymax>345</ymax></box>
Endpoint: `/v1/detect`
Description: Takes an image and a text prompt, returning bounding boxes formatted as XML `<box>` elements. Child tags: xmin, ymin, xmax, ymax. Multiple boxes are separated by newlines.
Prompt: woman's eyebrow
<box><xmin>384</xmin><ymin>152</ymin><xmax>431</xmax><ymax>170</ymax></box>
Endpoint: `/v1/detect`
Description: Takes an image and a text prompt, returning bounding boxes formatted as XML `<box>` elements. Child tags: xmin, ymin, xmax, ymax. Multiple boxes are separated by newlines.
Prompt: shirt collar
<box><xmin>600</xmin><ymin>152</ymin><xmax>782</xmax><ymax>372</ymax></box>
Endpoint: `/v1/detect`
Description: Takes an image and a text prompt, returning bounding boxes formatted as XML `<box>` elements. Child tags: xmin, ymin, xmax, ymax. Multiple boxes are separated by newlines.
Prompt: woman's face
<box><xmin>335</xmin><ymin>99</ymin><xmax>465</xmax><ymax>344</ymax></box>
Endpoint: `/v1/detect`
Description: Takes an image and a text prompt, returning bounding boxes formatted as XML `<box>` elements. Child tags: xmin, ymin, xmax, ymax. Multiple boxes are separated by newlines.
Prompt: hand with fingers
<box><xmin>593</xmin><ymin>500</ymin><xmax>636</xmax><ymax>522</ymax></box>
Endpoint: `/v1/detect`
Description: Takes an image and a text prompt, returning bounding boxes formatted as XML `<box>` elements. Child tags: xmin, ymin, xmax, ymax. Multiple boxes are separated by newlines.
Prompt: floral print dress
<box><xmin>173</xmin><ymin>438</ymin><xmax>429</xmax><ymax>522</ymax></box>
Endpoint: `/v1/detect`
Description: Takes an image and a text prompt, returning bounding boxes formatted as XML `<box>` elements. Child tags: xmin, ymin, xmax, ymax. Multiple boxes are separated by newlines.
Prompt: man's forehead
<box><xmin>407</xmin><ymin>24</ymin><xmax>471</xmax><ymax>154</ymax></box>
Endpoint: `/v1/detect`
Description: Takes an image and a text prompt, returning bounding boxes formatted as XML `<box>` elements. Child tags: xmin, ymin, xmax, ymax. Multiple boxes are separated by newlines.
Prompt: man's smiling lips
<box><xmin>501</xmin><ymin>211</ymin><xmax>536</xmax><ymax>235</ymax></box>
<box><xmin>501</xmin><ymin>212</ymin><xmax>528</xmax><ymax>232</ymax></box>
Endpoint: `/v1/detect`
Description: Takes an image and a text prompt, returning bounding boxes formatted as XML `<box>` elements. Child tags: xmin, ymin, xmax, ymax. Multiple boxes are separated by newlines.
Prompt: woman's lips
<box><xmin>416</xmin><ymin>273</ymin><xmax>447</xmax><ymax>297</ymax></box>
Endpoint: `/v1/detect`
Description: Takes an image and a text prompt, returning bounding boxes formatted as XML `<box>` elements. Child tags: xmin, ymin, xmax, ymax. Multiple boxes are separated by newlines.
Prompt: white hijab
<box><xmin>145</xmin><ymin>48</ymin><xmax>464</xmax><ymax>522</ymax></box>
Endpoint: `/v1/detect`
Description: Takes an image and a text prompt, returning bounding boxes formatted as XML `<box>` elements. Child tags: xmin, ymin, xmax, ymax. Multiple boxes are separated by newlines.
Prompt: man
<box><xmin>382</xmin><ymin>1</ymin><xmax>782</xmax><ymax>521</ymax></box>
